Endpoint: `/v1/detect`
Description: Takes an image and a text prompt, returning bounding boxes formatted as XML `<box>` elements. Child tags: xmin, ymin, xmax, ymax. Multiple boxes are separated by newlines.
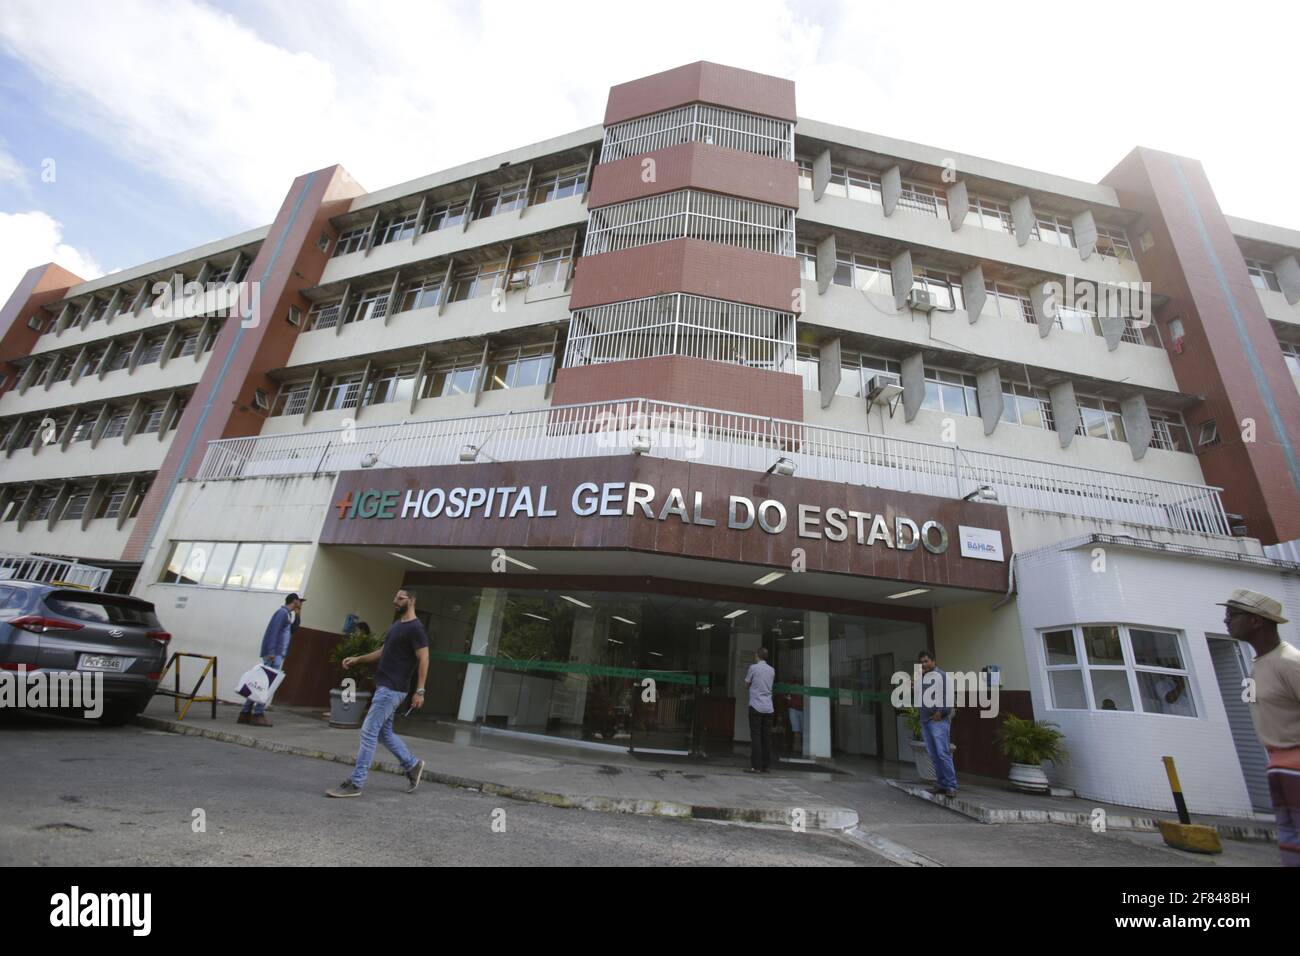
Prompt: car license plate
<box><xmin>79</xmin><ymin>655</ymin><xmax>125</xmax><ymax>672</ymax></box>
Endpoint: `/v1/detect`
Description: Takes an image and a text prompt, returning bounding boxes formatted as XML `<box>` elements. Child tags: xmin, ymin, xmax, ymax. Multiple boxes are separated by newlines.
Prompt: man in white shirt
<box><xmin>744</xmin><ymin>648</ymin><xmax>775</xmax><ymax>774</ymax></box>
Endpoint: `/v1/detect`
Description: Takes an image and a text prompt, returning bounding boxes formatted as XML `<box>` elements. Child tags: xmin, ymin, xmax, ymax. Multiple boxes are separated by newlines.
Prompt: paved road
<box><xmin>0</xmin><ymin>716</ymin><xmax>879</xmax><ymax>867</ymax></box>
<box><xmin>1</xmin><ymin>714</ymin><xmax>1279</xmax><ymax>867</ymax></box>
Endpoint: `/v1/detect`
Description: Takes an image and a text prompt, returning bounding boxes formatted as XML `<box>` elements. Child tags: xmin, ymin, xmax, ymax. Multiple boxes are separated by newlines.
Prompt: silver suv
<box><xmin>0</xmin><ymin>581</ymin><xmax>170</xmax><ymax>724</ymax></box>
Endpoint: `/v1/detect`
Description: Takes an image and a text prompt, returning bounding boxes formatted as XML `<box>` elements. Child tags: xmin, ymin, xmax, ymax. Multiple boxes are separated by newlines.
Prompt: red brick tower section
<box><xmin>0</xmin><ymin>263</ymin><xmax>86</xmax><ymax>399</ymax></box>
<box><xmin>1104</xmin><ymin>148</ymin><xmax>1300</xmax><ymax>544</ymax></box>
<box><xmin>552</xmin><ymin>62</ymin><xmax>804</xmax><ymax>420</ymax></box>
<box><xmin>122</xmin><ymin>165</ymin><xmax>366</xmax><ymax>562</ymax></box>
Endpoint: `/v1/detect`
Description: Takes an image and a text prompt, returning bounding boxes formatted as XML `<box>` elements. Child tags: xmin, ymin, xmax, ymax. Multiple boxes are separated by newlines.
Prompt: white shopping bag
<box><xmin>236</xmin><ymin>661</ymin><xmax>286</xmax><ymax>706</ymax></box>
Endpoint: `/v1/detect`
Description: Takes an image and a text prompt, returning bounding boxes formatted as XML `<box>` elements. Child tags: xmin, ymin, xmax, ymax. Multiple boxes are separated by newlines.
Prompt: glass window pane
<box><xmin>940</xmin><ymin>383</ymin><xmax>966</xmax><ymax>413</ymax></box>
<box><xmin>1049</xmin><ymin>670</ymin><xmax>1087</xmax><ymax>709</ymax></box>
<box><xmin>1136</xmin><ymin>672</ymin><xmax>1197</xmax><ymax>717</ymax></box>
<box><xmin>163</xmin><ymin>542</ymin><xmax>192</xmax><ymax>583</ymax></box>
<box><xmin>251</xmin><ymin>544</ymin><xmax>289</xmax><ymax>591</ymax></box>
<box><xmin>922</xmin><ymin>381</ymin><xmax>941</xmax><ymax>411</ymax></box>
<box><xmin>1082</xmin><ymin>625</ymin><xmax>1124</xmax><ymax>664</ymax></box>
<box><xmin>1043</xmin><ymin>629</ymin><xmax>1077</xmax><ymax>665</ymax></box>
<box><xmin>1090</xmin><ymin>669</ymin><xmax>1134</xmax><ymax>711</ymax></box>
<box><xmin>1018</xmin><ymin>395</ymin><xmax>1044</xmax><ymax>429</ymax></box>
<box><xmin>201</xmin><ymin>542</ymin><xmax>237</xmax><ymax>587</ymax></box>
<box><xmin>181</xmin><ymin>542</ymin><xmax>214</xmax><ymax>586</ymax></box>
<box><xmin>226</xmin><ymin>543</ymin><xmax>262</xmax><ymax>589</ymax></box>
<box><xmin>1130</xmin><ymin>628</ymin><xmax>1184</xmax><ymax>669</ymax></box>
<box><xmin>277</xmin><ymin>544</ymin><xmax>311</xmax><ymax>592</ymax></box>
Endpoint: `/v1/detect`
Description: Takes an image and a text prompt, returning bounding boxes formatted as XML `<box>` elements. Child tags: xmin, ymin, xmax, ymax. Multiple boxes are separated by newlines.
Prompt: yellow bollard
<box><xmin>1157</xmin><ymin>756</ymin><xmax>1222</xmax><ymax>854</ymax></box>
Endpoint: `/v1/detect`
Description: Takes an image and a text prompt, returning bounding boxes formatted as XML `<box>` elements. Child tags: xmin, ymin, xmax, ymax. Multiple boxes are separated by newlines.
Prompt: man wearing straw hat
<box><xmin>1220</xmin><ymin>588</ymin><xmax>1300</xmax><ymax>866</ymax></box>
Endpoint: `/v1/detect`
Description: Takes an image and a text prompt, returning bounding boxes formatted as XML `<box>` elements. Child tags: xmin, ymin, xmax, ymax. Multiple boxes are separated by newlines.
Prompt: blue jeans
<box><xmin>922</xmin><ymin>717</ymin><xmax>958</xmax><ymax>792</ymax></box>
<box><xmin>349</xmin><ymin>686</ymin><xmax>419</xmax><ymax>789</ymax></box>
<box><xmin>240</xmin><ymin>655</ymin><xmax>283</xmax><ymax>716</ymax></box>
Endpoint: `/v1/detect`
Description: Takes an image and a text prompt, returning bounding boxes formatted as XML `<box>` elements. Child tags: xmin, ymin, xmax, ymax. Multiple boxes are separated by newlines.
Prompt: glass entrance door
<box><xmin>628</xmin><ymin>596</ymin><xmax>699</xmax><ymax>754</ymax></box>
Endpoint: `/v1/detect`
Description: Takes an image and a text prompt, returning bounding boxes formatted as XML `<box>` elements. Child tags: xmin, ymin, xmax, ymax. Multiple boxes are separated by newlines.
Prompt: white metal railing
<box><xmin>601</xmin><ymin>104</ymin><xmax>795</xmax><ymax>164</ymax></box>
<box><xmin>563</xmin><ymin>294</ymin><xmax>797</xmax><ymax>372</ymax></box>
<box><xmin>194</xmin><ymin>397</ymin><xmax>1230</xmax><ymax>537</ymax></box>
<box><xmin>584</xmin><ymin>190</ymin><xmax>794</xmax><ymax>258</ymax></box>
<box><xmin>0</xmin><ymin>551</ymin><xmax>112</xmax><ymax>590</ymax></box>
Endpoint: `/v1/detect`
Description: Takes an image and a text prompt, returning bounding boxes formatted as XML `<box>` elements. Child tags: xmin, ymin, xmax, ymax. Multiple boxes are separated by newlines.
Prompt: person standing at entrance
<box><xmin>918</xmin><ymin>650</ymin><xmax>957</xmax><ymax>797</ymax></box>
<box><xmin>327</xmin><ymin>589</ymin><xmax>428</xmax><ymax>798</ymax></box>
<box><xmin>239</xmin><ymin>593</ymin><xmax>302</xmax><ymax>727</ymax></box>
<box><xmin>1220</xmin><ymin>588</ymin><xmax>1300</xmax><ymax>867</ymax></box>
<box><xmin>745</xmin><ymin>648</ymin><xmax>775</xmax><ymax>774</ymax></box>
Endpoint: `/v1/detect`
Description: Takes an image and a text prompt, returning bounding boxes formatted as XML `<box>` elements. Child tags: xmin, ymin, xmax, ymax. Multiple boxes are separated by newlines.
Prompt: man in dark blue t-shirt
<box><xmin>327</xmin><ymin>589</ymin><xmax>429</xmax><ymax>797</ymax></box>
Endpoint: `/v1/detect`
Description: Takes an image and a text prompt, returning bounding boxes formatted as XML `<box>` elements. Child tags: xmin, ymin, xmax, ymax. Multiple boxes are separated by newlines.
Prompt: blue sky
<box><xmin>2</xmin><ymin>0</ymin><xmax>1298</xmax><ymax>300</ymax></box>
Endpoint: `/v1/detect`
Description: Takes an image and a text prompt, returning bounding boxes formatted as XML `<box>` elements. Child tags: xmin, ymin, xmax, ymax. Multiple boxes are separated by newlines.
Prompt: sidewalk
<box><xmin>137</xmin><ymin>696</ymin><xmax>1276</xmax><ymax>862</ymax></box>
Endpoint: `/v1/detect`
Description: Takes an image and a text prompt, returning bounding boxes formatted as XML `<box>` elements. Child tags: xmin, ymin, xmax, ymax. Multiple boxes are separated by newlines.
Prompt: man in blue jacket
<box><xmin>918</xmin><ymin>650</ymin><xmax>958</xmax><ymax>797</ymax></box>
<box><xmin>239</xmin><ymin>593</ymin><xmax>303</xmax><ymax>727</ymax></box>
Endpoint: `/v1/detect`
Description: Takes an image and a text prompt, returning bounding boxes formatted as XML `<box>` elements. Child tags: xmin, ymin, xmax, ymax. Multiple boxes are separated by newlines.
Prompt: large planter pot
<box><xmin>1008</xmin><ymin>762</ymin><xmax>1051</xmax><ymax>794</ymax></box>
<box><xmin>329</xmin><ymin>688</ymin><xmax>371</xmax><ymax>728</ymax></box>
<box><xmin>909</xmin><ymin>738</ymin><xmax>956</xmax><ymax>782</ymax></box>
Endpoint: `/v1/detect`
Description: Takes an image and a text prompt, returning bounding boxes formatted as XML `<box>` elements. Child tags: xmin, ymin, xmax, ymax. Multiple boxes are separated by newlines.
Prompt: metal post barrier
<box><xmin>154</xmin><ymin>652</ymin><xmax>219</xmax><ymax>721</ymax></box>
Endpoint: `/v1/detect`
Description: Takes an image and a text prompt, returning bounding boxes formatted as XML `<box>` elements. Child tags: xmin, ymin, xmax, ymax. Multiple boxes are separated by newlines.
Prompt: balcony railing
<box><xmin>194</xmin><ymin>397</ymin><xmax>1230</xmax><ymax>537</ymax></box>
<box><xmin>0</xmin><ymin>551</ymin><xmax>112</xmax><ymax>590</ymax></box>
<box><xmin>584</xmin><ymin>190</ymin><xmax>795</xmax><ymax>258</ymax></box>
<box><xmin>563</xmin><ymin>294</ymin><xmax>797</xmax><ymax>371</ymax></box>
<box><xmin>601</xmin><ymin>104</ymin><xmax>795</xmax><ymax>164</ymax></box>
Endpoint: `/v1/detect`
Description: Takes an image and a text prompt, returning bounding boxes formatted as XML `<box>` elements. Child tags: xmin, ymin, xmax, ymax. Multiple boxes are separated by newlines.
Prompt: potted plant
<box><xmin>995</xmin><ymin>714</ymin><xmax>1069</xmax><ymax>793</ymax></box>
<box><xmin>328</xmin><ymin>622</ymin><xmax>381</xmax><ymax>728</ymax></box>
<box><xmin>900</xmin><ymin>707</ymin><xmax>956</xmax><ymax>782</ymax></box>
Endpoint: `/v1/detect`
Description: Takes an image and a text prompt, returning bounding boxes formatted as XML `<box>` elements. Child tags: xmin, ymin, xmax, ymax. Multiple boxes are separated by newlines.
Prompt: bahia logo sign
<box><xmin>957</xmin><ymin>526</ymin><xmax>1004</xmax><ymax>562</ymax></box>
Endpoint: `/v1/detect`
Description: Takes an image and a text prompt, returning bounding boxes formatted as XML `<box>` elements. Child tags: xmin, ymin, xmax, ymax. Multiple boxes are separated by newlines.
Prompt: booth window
<box><xmin>1040</xmin><ymin>625</ymin><xmax>1196</xmax><ymax>717</ymax></box>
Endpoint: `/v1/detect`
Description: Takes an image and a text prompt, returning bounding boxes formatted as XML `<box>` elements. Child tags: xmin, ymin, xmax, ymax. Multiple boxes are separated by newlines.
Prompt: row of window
<box><xmin>331</xmin><ymin>165</ymin><xmax>588</xmax><ymax>259</ymax></box>
<box><xmin>160</xmin><ymin>540</ymin><xmax>311</xmax><ymax>593</ymax></box>
<box><xmin>791</xmin><ymin>344</ymin><xmax>1192</xmax><ymax>450</ymax></box>
<box><xmin>19</xmin><ymin>326</ymin><xmax>213</xmax><ymax>394</ymax></box>
<box><xmin>0</xmin><ymin>478</ymin><xmax>150</xmax><ymax>524</ymax></box>
<box><xmin>795</xmin><ymin>242</ymin><xmax>1158</xmax><ymax>346</ymax></box>
<box><xmin>1042</xmin><ymin>624</ymin><xmax>1196</xmax><ymax>717</ymax></box>
<box><xmin>28</xmin><ymin>260</ymin><xmax>249</xmax><ymax>337</ymax></box>
<box><xmin>796</xmin><ymin>159</ymin><xmax>1135</xmax><ymax>260</ymax></box>
<box><xmin>268</xmin><ymin>344</ymin><xmax>555</xmax><ymax>417</ymax></box>
<box><xmin>0</xmin><ymin>394</ymin><xmax>186</xmax><ymax>452</ymax></box>
<box><xmin>308</xmin><ymin>248</ymin><xmax>574</xmax><ymax>331</ymax></box>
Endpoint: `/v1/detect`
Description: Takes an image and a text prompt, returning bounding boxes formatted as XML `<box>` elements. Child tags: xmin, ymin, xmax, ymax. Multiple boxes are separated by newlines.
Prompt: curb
<box><xmin>136</xmin><ymin>714</ymin><xmax>859</xmax><ymax>832</ymax></box>
<box><xmin>885</xmin><ymin>780</ymin><xmax>1276</xmax><ymax>843</ymax></box>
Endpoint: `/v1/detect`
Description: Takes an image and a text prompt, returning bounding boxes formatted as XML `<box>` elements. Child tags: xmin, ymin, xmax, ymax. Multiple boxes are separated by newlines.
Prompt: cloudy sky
<box><xmin>1</xmin><ymin>0</ymin><xmax>1296</xmax><ymax>299</ymax></box>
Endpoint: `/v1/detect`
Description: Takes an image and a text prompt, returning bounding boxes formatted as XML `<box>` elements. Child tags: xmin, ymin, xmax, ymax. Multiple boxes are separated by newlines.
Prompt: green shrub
<box><xmin>995</xmin><ymin>714</ymin><xmax>1069</xmax><ymax>766</ymax></box>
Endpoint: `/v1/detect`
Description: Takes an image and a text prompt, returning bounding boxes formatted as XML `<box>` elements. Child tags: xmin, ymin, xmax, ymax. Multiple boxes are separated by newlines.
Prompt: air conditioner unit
<box><xmin>865</xmin><ymin>372</ymin><xmax>903</xmax><ymax>405</ymax></box>
<box><xmin>906</xmin><ymin>288</ymin><xmax>937</xmax><ymax>313</ymax></box>
<box><xmin>506</xmin><ymin>270</ymin><xmax>530</xmax><ymax>290</ymax></box>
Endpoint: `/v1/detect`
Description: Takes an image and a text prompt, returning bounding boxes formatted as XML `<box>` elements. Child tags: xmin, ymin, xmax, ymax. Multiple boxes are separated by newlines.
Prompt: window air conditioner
<box><xmin>906</xmin><ymin>288</ymin><xmax>937</xmax><ymax>313</ymax></box>
<box><xmin>506</xmin><ymin>270</ymin><xmax>530</xmax><ymax>290</ymax></box>
<box><xmin>865</xmin><ymin>372</ymin><xmax>903</xmax><ymax>405</ymax></box>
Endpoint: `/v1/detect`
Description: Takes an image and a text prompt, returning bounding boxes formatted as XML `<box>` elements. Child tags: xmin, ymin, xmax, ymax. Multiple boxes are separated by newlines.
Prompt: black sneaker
<box><xmin>405</xmin><ymin>759</ymin><xmax>425</xmax><ymax>793</ymax></box>
<box><xmin>326</xmin><ymin>780</ymin><xmax>362</xmax><ymax>798</ymax></box>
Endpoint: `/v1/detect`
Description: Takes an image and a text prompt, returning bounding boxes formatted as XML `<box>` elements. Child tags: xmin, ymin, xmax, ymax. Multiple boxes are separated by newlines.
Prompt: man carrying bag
<box><xmin>239</xmin><ymin>593</ymin><xmax>303</xmax><ymax>727</ymax></box>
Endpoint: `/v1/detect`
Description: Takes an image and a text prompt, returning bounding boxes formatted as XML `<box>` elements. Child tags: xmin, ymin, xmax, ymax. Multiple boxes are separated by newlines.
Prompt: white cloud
<box><xmin>0</xmin><ymin>0</ymin><xmax>1297</xmax><ymax>230</ymax></box>
<box><xmin>0</xmin><ymin>210</ymin><xmax>102</xmax><ymax>303</ymax></box>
